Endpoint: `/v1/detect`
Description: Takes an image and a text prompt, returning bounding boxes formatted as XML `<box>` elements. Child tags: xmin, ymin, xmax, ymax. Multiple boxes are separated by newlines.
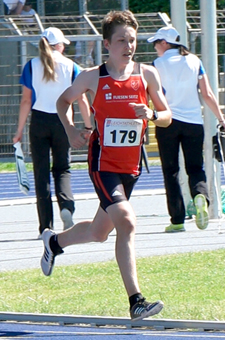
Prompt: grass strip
<box><xmin>0</xmin><ymin>249</ymin><xmax>224</xmax><ymax>321</ymax></box>
<box><xmin>0</xmin><ymin>159</ymin><xmax>161</xmax><ymax>173</ymax></box>
<box><xmin>0</xmin><ymin>162</ymin><xmax>88</xmax><ymax>173</ymax></box>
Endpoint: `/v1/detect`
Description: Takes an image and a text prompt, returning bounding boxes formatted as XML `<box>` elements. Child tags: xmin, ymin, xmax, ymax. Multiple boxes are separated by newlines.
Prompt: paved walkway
<box><xmin>0</xmin><ymin>190</ymin><xmax>225</xmax><ymax>272</ymax></box>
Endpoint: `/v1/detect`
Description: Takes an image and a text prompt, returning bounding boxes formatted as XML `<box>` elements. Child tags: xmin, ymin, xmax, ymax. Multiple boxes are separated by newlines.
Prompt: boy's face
<box><xmin>104</xmin><ymin>24</ymin><xmax>137</xmax><ymax>63</ymax></box>
<box><xmin>23</xmin><ymin>5</ymin><xmax>32</xmax><ymax>11</ymax></box>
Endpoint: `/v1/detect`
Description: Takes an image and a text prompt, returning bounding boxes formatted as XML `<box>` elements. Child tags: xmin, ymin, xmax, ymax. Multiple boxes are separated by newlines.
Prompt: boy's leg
<box><xmin>43</xmin><ymin>198</ymin><xmax>138</xmax><ymax>293</ymax></box>
<box><xmin>58</xmin><ymin>205</ymin><xmax>114</xmax><ymax>247</ymax></box>
<box><xmin>41</xmin><ymin>205</ymin><xmax>114</xmax><ymax>275</ymax></box>
<box><xmin>41</xmin><ymin>170</ymin><xmax>163</xmax><ymax>320</ymax></box>
<box><xmin>106</xmin><ymin>200</ymin><xmax>139</xmax><ymax>296</ymax></box>
<box><xmin>106</xmin><ymin>200</ymin><xmax>164</xmax><ymax>321</ymax></box>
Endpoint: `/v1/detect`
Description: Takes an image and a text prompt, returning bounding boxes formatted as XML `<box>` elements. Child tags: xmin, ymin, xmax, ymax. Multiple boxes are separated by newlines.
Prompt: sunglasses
<box><xmin>153</xmin><ymin>39</ymin><xmax>163</xmax><ymax>47</ymax></box>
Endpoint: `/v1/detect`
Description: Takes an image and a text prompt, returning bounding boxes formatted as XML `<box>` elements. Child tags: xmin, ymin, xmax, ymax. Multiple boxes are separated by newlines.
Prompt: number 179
<box><xmin>110</xmin><ymin>130</ymin><xmax>137</xmax><ymax>144</ymax></box>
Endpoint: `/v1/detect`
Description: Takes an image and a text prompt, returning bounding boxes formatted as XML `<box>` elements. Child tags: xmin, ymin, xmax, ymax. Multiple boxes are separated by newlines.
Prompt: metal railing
<box><xmin>0</xmin><ymin>11</ymin><xmax>225</xmax><ymax>161</ymax></box>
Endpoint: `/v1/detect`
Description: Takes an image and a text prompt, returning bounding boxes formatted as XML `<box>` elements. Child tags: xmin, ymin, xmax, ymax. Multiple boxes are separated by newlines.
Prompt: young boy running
<box><xmin>40</xmin><ymin>10</ymin><xmax>171</xmax><ymax>321</ymax></box>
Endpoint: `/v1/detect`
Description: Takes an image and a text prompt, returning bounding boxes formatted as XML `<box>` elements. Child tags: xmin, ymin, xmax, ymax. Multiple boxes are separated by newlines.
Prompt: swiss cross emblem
<box><xmin>131</xmin><ymin>80</ymin><xmax>139</xmax><ymax>91</ymax></box>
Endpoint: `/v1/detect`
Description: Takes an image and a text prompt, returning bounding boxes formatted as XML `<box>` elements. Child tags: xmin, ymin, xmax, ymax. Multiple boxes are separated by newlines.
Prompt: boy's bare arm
<box><xmin>132</xmin><ymin>64</ymin><xmax>172</xmax><ymax>127</ymax></box>
<box><xmin>57</xmin><ymin>69</ymin><xmax>97</xmax><ymax>148</ymax></box>
<box><xmin>145</xmin><ymin>65</ymin><xmax>171</xmax><ymax>126</ymax></box>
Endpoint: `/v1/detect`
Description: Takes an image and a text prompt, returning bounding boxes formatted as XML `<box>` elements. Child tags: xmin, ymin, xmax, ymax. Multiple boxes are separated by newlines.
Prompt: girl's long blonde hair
<box><xmin>39</xmin><ymin>37</ymin><xmax>57</xmax><ymax>82</ymax></box>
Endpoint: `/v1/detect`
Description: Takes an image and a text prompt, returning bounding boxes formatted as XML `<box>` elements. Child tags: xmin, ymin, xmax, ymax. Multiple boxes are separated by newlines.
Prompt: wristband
<box><xmin>85</xmin><ymin>126</ymin><xmax>92</xmax><ymax>130</ymax></box>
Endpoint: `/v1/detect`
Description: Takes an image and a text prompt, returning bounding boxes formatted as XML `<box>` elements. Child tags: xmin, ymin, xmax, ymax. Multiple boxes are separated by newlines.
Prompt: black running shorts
<box><xmin>89</xmin><ymin>171</ymin><xmax>139</xmax><ymax>211</ymax></box>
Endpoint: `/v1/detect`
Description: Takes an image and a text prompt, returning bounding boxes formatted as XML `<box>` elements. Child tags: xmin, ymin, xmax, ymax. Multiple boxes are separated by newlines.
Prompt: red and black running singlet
<box><xmin>88</xmin><ymin>62</ymin><xmax>148</xmax><ymax>175</ymax></box>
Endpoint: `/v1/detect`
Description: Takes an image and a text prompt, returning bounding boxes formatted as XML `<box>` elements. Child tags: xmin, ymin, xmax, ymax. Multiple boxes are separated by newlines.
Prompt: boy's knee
<box><xmin>92</xmin><ymin>231</ymin><xmax>108</xmax><ymax>243</ymax></box>
<box><xmin>118</xmin><ymin>216</ymin><xmax>136</xmax><ymax>235</ymax></box>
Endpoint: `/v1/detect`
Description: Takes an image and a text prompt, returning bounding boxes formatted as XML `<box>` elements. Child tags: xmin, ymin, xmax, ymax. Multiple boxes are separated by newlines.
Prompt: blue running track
<box><xmin>0</xmin><ymin>166</ymin><xmax>165</xmax><ymax>201</ymax></box>
<box><xmin>1</xmin><ymin>322</ymin><xmax>225</xmax><ymax>340</ymax></box>
<box><xmin>1</xmin><ymin>165</ymin><xmax>225</xmax><ymax>201</ymax></box>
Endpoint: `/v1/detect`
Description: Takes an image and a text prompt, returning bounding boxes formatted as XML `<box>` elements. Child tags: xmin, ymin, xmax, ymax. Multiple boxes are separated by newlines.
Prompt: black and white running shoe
<box><xmin>41</xmin><ymin>229</ymin><xmax>56</xmax><ymax>276</ymax></box>
<box><xmin>130</xmin><ymin>298</ymin><xmax>164</xmax><ymax>321</ymax></box>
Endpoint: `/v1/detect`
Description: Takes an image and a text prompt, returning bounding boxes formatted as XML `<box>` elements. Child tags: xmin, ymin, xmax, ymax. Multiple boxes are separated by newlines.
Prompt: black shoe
<box><xmin>130</xmin><ymin>298</ymin><xmax>164</xmax><ymax>321</ymax></box>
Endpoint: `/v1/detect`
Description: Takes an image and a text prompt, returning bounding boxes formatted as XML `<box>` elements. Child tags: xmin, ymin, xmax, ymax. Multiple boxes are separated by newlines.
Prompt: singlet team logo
<box><xmin>130</xmin><ymin>80</ymin><xmax>139</xmax><ymax>91</ymax></box>
<box><xmin>102</xmin><ymin>84</ymin><xmax>110</xmax><ymax>90</ymax></box>
<box><xmin>104</xmin><ymin>79</ymin><xmax>140</xmax><ymax>101</ymax></box>
<box><xmin>105</xmin><ymin>93</ymin><xmax>112</xmax><ymax>100</ymax></box>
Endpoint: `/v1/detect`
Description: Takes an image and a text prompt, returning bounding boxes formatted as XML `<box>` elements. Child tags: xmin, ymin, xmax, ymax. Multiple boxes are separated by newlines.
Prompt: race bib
<box><xmin>103</xmin><ymin>118</ymin><xmax>143</xmax><ymax>147</ymax></box>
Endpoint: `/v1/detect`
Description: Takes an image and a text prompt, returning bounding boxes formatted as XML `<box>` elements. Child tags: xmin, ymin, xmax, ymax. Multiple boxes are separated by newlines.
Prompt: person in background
<box><xmin>20</xmin><ymin>2</ymin><xmax>36</xmax><ymax>27</ymax></box>
<box><xmin>75</xmin><ymin>40</ymin><xmax>95</xmax><ymax>67</ymax></box>
<box><xmin>148</xmin><ymin>26</ymin><xmax>225</xmax><ymax>233</ymax></box>
<box><xmin>74</xmin><ymin>40</ymin><xmax>82</xmax><ymax>64</ymax></box>
<box><xmin>74</xmin><ymin>18</ymin><xmax>95</xmax><ymax>67</ymax></box>
<box><xmin>13</xmin><ymin>27</ymin><xmax>91</xmax><ymax>237</ymax></box>
<box><xmin>4</xmin><ymin>0</ymin><xmax>25</xmax><ymax>14</ymax></box>
<box><xmin>86</xmin><ymin>40</ymin><xmax>95</xmax><ymax>66</ymax></box>
<box><xmin>40</xmin><ymin>11</ymin><xmax>171</xmax><ymax>321</ymax></box>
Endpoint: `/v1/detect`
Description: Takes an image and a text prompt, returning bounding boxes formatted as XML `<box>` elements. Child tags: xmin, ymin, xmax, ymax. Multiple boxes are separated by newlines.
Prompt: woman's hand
<box><xmin>13</xmin><ymin>131</ymin><xmax>23</xmax><ymax>145</ymax></box>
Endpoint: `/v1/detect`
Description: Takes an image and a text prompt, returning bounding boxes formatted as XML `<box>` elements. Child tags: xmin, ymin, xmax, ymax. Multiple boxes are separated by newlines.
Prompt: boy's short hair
<box><xmin>102</xmin><ymin>10</ymin><xmax>138</xmax><ymax>41</ymax></box>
